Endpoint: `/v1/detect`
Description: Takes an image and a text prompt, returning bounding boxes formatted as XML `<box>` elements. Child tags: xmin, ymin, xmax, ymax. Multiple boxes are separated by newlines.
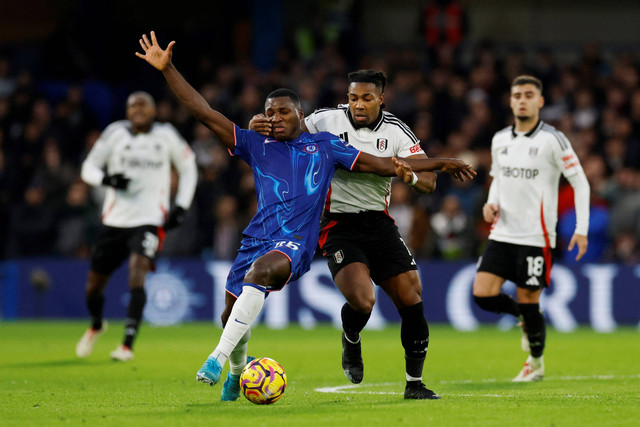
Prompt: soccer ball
<box><xmin>240</xmin><ymin>357</ymin><xmax>287</xmax><ymax>404</ymax></box>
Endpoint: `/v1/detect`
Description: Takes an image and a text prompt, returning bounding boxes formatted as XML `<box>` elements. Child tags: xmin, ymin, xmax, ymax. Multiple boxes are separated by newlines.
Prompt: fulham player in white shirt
<box><xmin>251</xmin><ymin>70</ymin><xmax>444</xmax><ymax>399</ymax></box>
<box><xmin>76</xmin><ymin>91</ymin><xmax>197</xmax><ymax>361</ymax></box>
<box><xmin>473</xmin><ymin>75</ymin><xmax>590</xmax><ymax>382</ymax></box>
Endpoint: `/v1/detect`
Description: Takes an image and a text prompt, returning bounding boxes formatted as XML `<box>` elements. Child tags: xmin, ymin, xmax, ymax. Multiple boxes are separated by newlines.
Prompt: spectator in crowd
<box><xmin>429</xmin><ymin>194</ymin><xmax>474</xmax><ymax>259</ymax></box>
<box><xmin>2</xmin><ymin>31</ymin><xmax>640</xmax><ymax>262</ymax></box>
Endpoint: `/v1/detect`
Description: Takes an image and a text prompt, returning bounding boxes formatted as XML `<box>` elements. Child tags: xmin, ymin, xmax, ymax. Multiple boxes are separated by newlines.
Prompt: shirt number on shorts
<box><xmin>274</xmin><ymin>241</ymin><xmax>300</xmax><ymax>251</ymax></box>
<box><xmin>142</xmin><ymin>231</ymin><xmax>159</xmax><ymax>257</ymax></box>
<box><xmin>526</xmin><ymin>256</ymin><xmax>544</xmax><ymax>277</ymax></box>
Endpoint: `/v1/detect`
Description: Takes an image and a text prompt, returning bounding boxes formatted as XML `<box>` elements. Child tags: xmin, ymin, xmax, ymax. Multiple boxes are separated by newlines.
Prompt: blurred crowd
<box><xmin>2</xmin><ymin>37</ymin><xmax>640</xmax><ymax>263</ymax></box>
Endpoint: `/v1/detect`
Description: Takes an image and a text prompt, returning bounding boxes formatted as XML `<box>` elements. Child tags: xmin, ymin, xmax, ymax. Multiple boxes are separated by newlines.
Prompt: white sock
<box><xmin>530</xmin><ymin>355</ymin><xmax>544</xmax><ymax>369</ymax></box>
<box><xmin>229</xmin><ymin>329</ymin><xmax>252</xmax><ymax>375</ymax></box>
<box><xmin>209</xmin><ymin>285</ymin><xmax>265</xmax><ymax>368</ymax></box>
<box><xmin>406</xmin><ymin>374</ymin><xmax>422</xmax><ymax>382</ymax></box>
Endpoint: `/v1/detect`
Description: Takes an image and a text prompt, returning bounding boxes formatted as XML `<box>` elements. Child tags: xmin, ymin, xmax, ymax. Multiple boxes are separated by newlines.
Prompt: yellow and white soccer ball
<box><xmin>240</xmin><ymin>357</ymin><xmax>287</xmax><ymax>404</ymax></box>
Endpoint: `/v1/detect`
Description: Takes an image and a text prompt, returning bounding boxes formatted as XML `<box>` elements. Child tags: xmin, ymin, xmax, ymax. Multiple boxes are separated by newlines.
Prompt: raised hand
<box><xmin>135</xmin><ymin>31</ymin><xmax>175</xmax><ymax>71</ymax></box>
<box><xmin>249</xmin><ymin>114</ymin><xmax>273</xmax><ymax>136</ymax></box>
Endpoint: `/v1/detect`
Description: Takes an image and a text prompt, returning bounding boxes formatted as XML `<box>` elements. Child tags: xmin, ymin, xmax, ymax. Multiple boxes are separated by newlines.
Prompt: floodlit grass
<box><xmin>1</xmin><ymin>321</ymin><xmax>638</xmax><ymax>426</ymax></box>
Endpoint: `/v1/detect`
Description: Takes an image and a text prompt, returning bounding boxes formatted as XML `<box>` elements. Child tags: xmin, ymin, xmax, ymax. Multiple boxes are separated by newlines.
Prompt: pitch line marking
<box><xmin>315</xmin><ymin>374</ymin><xmax>640</xmax><ymax>396</ymax></box>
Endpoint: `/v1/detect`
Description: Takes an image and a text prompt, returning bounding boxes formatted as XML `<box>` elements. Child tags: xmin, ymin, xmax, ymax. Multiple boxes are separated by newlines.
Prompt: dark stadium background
<box><xmin>1</xmin><ymin>0</ymin><xmax>639</xmax><ymax>327</ymax></box>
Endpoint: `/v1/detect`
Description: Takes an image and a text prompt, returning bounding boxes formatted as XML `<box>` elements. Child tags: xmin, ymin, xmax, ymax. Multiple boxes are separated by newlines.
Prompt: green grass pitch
<box><xmin>1</xmin><ymin>322</ymin><xmax>638</xmax><ymax>426</ymax></box>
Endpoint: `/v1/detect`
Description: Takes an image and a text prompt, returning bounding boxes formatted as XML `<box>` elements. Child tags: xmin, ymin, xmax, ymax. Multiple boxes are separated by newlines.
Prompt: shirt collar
<box><xmin>511</xmin><ymin>119</ymin><xmax>543</xmax><ymax>138</ymax></box>
<box><xmin>347</xmin><ymin>109</ymin><xmax>383</xmax><ymax>130</ymax></box>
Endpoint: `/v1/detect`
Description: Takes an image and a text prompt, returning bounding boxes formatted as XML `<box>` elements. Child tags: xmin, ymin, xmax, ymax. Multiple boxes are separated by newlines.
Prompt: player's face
<box><xmin>510</xmin><ymin>83</ymin><xmax>544</xmax><ymax>122</ymax></box>
<box><xmin>347</xmin><ymin>82</ymin><xmax>384</xmax><ymax>126</ymax></box>
<box><xmin>126</xmin><ymin>95</ymin><xmax>156</xmax><ymax>131</ymax></box>
<box><xmin>265</xmin><ymin>96</ymin><xmax>303</xmax><ymax>140</ymax></box>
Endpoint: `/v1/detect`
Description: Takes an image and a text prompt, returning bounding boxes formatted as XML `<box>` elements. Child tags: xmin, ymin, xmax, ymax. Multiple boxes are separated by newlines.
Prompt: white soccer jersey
<box><xmin>305</xmin><ymin>105</ymin><xmax>424</xmax><ymax>213</ymax></box>
<box><xmin>81</xmin><ymin>120</ymin><xmax>197</xmax><ymax>228</ymax></box>
<box><xmin>487</xmin><ymin>121</ymin><xmax>587</xmax><ymax>248</ymax></box>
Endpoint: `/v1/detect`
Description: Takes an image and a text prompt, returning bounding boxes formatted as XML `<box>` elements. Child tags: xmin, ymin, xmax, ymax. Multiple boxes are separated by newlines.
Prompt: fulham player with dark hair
<box><xmin>473</xmin><ymin>75</ymin><xmax>590</xmax><ymax>382</ymax></box>
<box><xmin>76</xmin><ymin>91</ymin><xmax>198</xmax><ymax>361</ymax></box>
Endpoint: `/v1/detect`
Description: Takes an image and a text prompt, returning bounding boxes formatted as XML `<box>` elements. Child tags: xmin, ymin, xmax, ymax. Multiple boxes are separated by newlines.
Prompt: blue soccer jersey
<box><xmin>230</xmin><ymin>125</ymin><xmax>361</xmax><ymax>256</ymax></box>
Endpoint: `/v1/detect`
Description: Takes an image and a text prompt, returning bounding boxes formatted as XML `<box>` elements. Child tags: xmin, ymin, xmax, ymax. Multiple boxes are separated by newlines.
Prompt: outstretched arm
<box><xmin>353</xmin><ymin>153</ymin><xmax>476</xmax><ymax>181</ymax></box>
<box><xmin>135</xmin><ymin>31</ymin><xmax>235</xmax><ymax>150</ymax></box>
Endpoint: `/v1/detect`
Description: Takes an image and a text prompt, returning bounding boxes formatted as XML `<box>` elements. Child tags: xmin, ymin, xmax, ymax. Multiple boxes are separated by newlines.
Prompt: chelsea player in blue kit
<box><xmin>136</xmin><ymin>31</ymin><xmax>475</xmax><ymax>401</ymax></box>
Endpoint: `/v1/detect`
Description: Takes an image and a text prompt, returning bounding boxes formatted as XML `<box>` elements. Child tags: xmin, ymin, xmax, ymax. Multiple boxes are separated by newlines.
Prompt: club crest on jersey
<box><xmin>303</xmin><ymin>143</ymin><xmax>319</xmax><ymax>154</ymax></box>
<box><xmin>334</xmin><ymin>250</ymin><xmax>344</xmax><ymax>264</ymax></box>
<box><xmin>529</xmin><ymin>147</ymin><xmax>538</xmax><ymax>157</ymax></box>
<box><xmin>376</xmin><ymin>138</ymin><xmax>388</xmax><ymax>152</ymax></box>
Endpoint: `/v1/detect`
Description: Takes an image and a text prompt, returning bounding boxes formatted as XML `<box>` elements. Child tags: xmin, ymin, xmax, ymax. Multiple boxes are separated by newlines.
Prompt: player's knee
<box><xmin>86</xmin><ymin>270</ymin><xmax>108</xmax><ymax>293</ymax></box>
<box><xmin>245</xmin><ymin>253</ymin><xmax>291</xmax><ymax>288</ymax></box>
<box><xmin>244</xmin><ymin>261</ymin><xmax>275</xmax><ymax>287</ymax></box>
<box><xmin>348</xmin><ymin>294</ymin><xmax>375</xmax><ymax>313</ymax></box>
<box><xmin>129</xmin><ymin>254</ymin><xmax>151</xmax><ymax>271</ymax></box>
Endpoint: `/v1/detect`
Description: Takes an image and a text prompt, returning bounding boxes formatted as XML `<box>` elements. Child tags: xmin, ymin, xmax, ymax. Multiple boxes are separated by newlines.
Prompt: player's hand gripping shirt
<box><xmin>230</xmin><ymin>125</ymin><xmax>361</xmax><ymax>255</ymax></box>
<box><xmin>305</xmin><ymin>105</ymin><xmax>424</xmax><ymax>213</ymax></box>
<box><xmin>487</xmin><ymin>121</ymin><xmax>586</xmax><ymax>248</ymax></box>
<box><xmin>81</xmin><ymin>120</ymin><xmax>197</xmax><ymax>228</ymax></box>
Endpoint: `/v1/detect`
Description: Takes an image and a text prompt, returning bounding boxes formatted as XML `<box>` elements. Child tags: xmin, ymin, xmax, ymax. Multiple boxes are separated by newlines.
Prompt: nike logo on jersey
<box><xmin>234</xmin><ymin>318</ymin><xmax>248</xmax><ymax>325</ymax></box>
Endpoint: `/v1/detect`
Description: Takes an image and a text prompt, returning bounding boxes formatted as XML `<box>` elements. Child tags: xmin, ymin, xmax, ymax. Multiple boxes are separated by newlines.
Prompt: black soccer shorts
<box><xmin>319</xmin><ymin>210</ymin><xmax>417</xmax><ymax>284</ymax></box>
<box><xmin>477</xmin><ymin>239</ymin><xmax>553</xmax><ymax>290</ymax></box>
<box><xmin>90</xmin><ymin>225</ymin><xmax>163</xmax><ymax>275</ymax></box>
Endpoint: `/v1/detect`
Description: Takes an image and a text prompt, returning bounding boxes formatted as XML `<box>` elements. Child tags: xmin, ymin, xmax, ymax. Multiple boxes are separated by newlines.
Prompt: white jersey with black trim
<box><xmin>304</xmin><ymin>104</ymin><xmax>424</xmax><ymax>213</ymax></box>
<box><xmin>487</xmin><ymin>120</ymin><xmax>586</xmax><ymax>248</ymax></box>
<box><xmin>81</xmin><ymin>120</ymin><xmax>197</xmax><ymax>228</ymax></box>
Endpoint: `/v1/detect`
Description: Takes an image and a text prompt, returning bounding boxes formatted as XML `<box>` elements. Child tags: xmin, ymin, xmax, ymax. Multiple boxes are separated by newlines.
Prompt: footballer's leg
<box><xmin>198</xmin><ymin>251</ymin><xmax>289</xmax><ymax>386</ymax></box>
<box><xmin>472</xmin><ymin>272</ymin><xmax>519</xmax><ymax>315</ymax></box>
<box><xmin>111</xmin><ymin>254</ymin><xmax>151</xmax><ymax>362</ymax></box>
<box><xmin>382</xmin><ymin>271</ymin><xmax>440</xmax><ymax>400</ymax></box>
<box><xmin>221</xmin><ymin>329</ymin><xmax>254</xmax><ymax>401</ymax></box>
<box><xmin>77</xmin><ymin>227</ymin><xmax>126</xmax><ymax>358</ymax></box>
<box><xmin>76</xmin><ymin>270</ymin><xmax>110</xmax><ymax>357</ymax></box>
<box><xmin>513</xmin><ymin>288</ymin><xmax>545</xmax><ymax>382</ymax></box>
<box><xmin>334</xmin><ymin>262</ymin><xmax>374</xmax><ymax>384</ymax></box>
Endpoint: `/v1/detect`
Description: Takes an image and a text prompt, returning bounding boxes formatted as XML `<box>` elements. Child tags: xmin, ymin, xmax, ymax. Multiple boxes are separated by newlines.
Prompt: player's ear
<box><xmin>539</xmin><ymin>95</ymin><xmax>545</xmax><ymax>108</ymax></box>
<box><xmin>298</xmin><ymin>109</ymin><xmax>304</xmax><ymax>120</ymax></box>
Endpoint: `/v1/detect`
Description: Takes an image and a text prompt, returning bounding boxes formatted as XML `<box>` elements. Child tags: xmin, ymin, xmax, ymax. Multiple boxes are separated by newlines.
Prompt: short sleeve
<box><xmin>304</xmin><ymin>112</ymin><xmax>319</xmax><ymax>133</ymax></box>
<box><xmin>326</xmin><ymin>133</ymin><xmax>361</xmax><ymax>171</ymax></box>
<box><xmin>229</xmin><ymin>125</ymin><xmax>253</xmax><ymax>165</ymax></box>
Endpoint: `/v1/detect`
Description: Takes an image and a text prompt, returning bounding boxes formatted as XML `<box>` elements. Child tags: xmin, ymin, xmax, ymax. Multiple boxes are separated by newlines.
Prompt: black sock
<box><xmin>87</xmin><ymin>291</ymin><xmax>105</xmax><ymax>330</ymax></box>
<box><xmin>518</xmin><ymin>303</ymin><xmax>545</xmax><ymax>357</ymax></box>
<box><xmin>341</xmin><ymin>303</ymin><xmax>371</xmax><ymax>342</ymax></box>
<box><xmin>123</xmin><ymin>288</ymin><xmax>146</xmax><ymax>349</ymax></box>
<box><xmin>399</xmin><ymin>302</ymin><xmax>429</xmax><ymax>380</ymax></box>
<box><xmin>474</xmin><ymin>294</ymin><xmax>520</xmax><ymax>317</ymax></box>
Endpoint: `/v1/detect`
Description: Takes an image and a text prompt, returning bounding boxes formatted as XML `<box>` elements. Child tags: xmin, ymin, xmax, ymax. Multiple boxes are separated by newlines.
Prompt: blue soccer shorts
<box><xmin>225</xmin><ymin>236</ymin><xmax>313</xmax><ymax>298</ymax></box>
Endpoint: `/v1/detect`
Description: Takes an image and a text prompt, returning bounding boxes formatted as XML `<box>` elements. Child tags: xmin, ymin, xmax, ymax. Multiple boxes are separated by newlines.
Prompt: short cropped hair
<box><xmin>127</xmin><ymin>91</ymin><xmax>156</xmax><ymax>107</ymax></box>
<box><xmin>348</xmin><ymin>69</ymin><xmax>387</xmax><ymax>93</ymax></box>
<box><xmin>511</xmin><ymin>75</ymin><xmax>543</xmax><ymax>93</ymax></box>
<box><xmin>265</xmin><ymin>88</ymin><xmax>301</xmax><ymax>109</ymax></box>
